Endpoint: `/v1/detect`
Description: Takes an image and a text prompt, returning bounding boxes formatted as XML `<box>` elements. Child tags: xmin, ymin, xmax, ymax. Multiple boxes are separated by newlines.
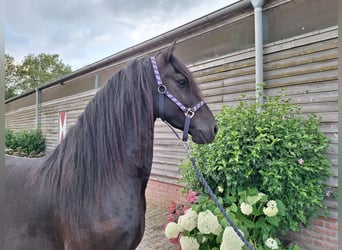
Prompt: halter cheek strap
<box><xmin>150</xmin><ymin>56</ymin><xmax>205</xmax><ymax>142</ymax></box>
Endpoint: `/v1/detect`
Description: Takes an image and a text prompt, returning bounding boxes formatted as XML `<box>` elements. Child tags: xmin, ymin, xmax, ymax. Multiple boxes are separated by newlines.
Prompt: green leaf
<box><xmin>275</xmin><ymin>199</ymin><xmax>286</xmax><ymax>216</ymax></box>
<box><xmin>297</xmin><ymin>212</ymin><xmax>307</xmax><ymax>224</ymax></box>
<box><xmin>247</xmin><ymin>194</ymin><xmax>262</xmax><ymax>206</ymax></box>
<box><xmin>197</xmin><ymin>234</ymin><xmax>204</xmax><ymax>244</ymax></box>
<box><xmin>243</xmin><ymin>219</ymin><xmax>255</xmax><ymax>229</ymax></box>
<box><xmin>266</xmin><ymin>216</ymin><xmax>280</xmax><ymax>227</ymax></box>
<box><xmin>230</xmin><ymin>203</ymin><xmax>238</xmax><ymax>213</ymax></box>
<box><xmin>197</xmin><ymin>195</ymin><xmax>208</xmax><ymax>204</ymax></box>
<box><xmin>220</xmin><ymin>217</ymin><xmax>229</xmax><ymax>228</ymax></box>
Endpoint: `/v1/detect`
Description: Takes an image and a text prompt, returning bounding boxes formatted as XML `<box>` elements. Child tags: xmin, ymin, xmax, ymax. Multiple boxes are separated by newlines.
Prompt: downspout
<box><xmin>35</xmin><ymin>88</ymin><xmax>40</xmax><ymax>129</ymax></box>
<box><xmin>251</xmin><ymin>0</ymin><xmax>265</xmax><ymax>110</ymax></box>
<box><xmin>94</xmin><ymin>73</ymin><xmax>99</xmax><ymax>89</ymax></box>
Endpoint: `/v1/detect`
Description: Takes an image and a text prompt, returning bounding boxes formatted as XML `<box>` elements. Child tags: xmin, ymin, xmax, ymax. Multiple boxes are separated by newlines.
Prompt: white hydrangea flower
<box><xmin>178</xmin><ymin>208</ymin><xmax>198</xmax><ymax>232</ymax></box>
<box><xmin>179</xmin><ymin>236</ymin><xmax>200</xmax><ymax>250</ymax></box>
<box><xmin>220</xmin><ymin>226</ymin><xmax>244</xmax><ymax>250</ymax></box>
<box><xmin>240</xmin><ymin>202</ymin><xmax>253</xmax><ymax>216</ymax></box>
<box><xmin>263</xmin><ymin>206</ymin><xmax>279</xmax><ymax>217</ymax></box>
<box><xmin>265</xmin><ymin>237</ymin><xmax>279</xmax><ymax>249</ymax></box>
<box><xmin>197</xmin><ymin>210</ymin><xmax>222</xmax><ymax>235</ymax></box>
<box><xmin>164</xmin><ymin>222</ymin><xmax>183</xmax><ymax>239</ymax></box>
<box><xmin>218</xmin><ymin>186</ymin><xmax>224</xmax><ymax>193</ymax></box>
<box><xmin>263</xmin><ymin>200</ymin><xmax>279</xmax><ymax>217</ymax></box>
<box><xmin>267</xmin><ymin>200</ymin><xmax>277</xmax><ymax>209</ymax></box>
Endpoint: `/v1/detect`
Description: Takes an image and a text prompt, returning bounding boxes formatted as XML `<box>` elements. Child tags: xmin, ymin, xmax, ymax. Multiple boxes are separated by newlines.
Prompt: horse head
<box><xmin>151</xmin><ymin>42</ymin><xmax>218</xmax><ymax>144</ymax></box>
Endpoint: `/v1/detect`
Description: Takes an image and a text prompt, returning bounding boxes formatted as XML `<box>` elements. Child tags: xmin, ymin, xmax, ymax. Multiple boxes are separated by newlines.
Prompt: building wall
<box><xmin>286</xmin><ymin>217</ymin><xmax>338</xmax><ymax>250</ymax></box>
<box><xmin>5</xmin><ymin>104</ymin><xmax>36</xmax><ymax>131</ymax></box>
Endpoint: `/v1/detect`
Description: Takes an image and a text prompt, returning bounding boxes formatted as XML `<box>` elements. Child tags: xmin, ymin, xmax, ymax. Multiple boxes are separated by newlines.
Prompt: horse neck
<box><xmin>44</xmin><ymin>77</ymin><xmax>155</xmax><ymax>191</ymax></box>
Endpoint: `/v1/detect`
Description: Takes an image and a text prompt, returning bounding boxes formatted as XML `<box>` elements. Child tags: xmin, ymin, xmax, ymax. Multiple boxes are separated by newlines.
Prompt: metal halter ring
<box><xmin>185</xmin><ymin>108</ymin><xmax>195</xmax><ymax>118</ymax></box>
<box><xmin>158</xmin><ymin>85</ymin><xmax>167</xmax><ymax>94</ymax></box>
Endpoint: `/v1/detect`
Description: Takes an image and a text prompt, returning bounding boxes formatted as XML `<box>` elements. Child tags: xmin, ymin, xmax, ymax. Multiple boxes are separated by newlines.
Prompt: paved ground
<box><xmin>136</xmin><ymin>203</ymin><xmax>178</xmax><ymax>250</ymax></box>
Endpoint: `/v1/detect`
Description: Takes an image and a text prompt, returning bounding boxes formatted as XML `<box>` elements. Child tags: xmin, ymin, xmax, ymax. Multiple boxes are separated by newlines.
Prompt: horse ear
<box><xmin>166</xmin><ymin>41</ymin><xmax>176</xmax><ymax>60</ymax></box>
<box><xmin>159</xmin><ymin>41</ymin><xmax>176</xmax><ymax>63</ymax></box>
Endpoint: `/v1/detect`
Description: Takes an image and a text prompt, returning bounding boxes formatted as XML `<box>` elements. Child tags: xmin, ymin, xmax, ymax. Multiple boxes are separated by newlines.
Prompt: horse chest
<box><xmin>62</xmin><ymin>192</ymin><xmax>146</xmax><ymax>250</ymax></box>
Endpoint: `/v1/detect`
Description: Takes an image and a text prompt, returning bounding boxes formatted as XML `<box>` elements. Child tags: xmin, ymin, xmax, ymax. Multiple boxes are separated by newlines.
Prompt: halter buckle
<box><xmin>158</xmin><ymin>85</ymin><xmax>167</xmax><ymax>94</ymax></box>
<box><xmin>185</xmin><ymin>108</ymin><xmax>195</xmax><ymax>118</ymax></box>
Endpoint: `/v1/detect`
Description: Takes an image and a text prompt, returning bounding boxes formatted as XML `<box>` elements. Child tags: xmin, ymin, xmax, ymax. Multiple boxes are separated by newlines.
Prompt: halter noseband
<box><xmin>150</xmin><ymin>56</ymin><xmax>205</xmax><ymax>142</ymax></box>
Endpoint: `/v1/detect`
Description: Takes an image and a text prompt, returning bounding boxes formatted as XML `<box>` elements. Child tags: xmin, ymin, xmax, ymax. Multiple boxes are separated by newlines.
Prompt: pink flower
<box><xmin>168</xmin><ymin>233</ymin><xmax>183</xmax><ymax>249</ymax></box>
<box><xmin>169</xmin><ymin>237</ymin><xmax>179</xmax><ymax>245</ymax></box>
<box><xmin>168</xmin><ymin>201</ymin><xmax>177</xmax><ymax>213</ymax></box>
<box><xmin>298</xmin><ymin>158</ymin><xmax>304</xmax><ymax>165</ymax></box>
<box><xmin>167</xmin><ymin>212</ymin><xmax>179</xmax><ymax>222</ymax></box>
<box><xmin>187</xmin><ymin>190</ymin><xmax>198</xmax><ymax>204</ymax></box>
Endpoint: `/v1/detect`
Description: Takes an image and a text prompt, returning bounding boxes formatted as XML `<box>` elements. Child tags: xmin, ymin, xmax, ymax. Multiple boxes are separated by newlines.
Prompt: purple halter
<box><xmin>150</xmin><ymin>56</ymin><xmax>205</xmax><ymax>142</ymax></box>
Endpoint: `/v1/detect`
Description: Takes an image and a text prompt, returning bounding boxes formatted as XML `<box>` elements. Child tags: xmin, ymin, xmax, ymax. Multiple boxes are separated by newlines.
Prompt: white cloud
<box><xmin>94</xmin><ymin>32</ymin><xmax>113</xmax><ymax>44</ymax></box>
<box><xmin>5</xmin><ymin>0</ymin><xmax>239</xmax><ymax>70</ymax></box>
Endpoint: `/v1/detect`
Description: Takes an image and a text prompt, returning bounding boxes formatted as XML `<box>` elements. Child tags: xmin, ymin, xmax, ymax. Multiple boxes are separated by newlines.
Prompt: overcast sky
<box><xmin>5</xmin><ymin>0</ymin><xmax>239</xmax><ymax>71</ymax></box>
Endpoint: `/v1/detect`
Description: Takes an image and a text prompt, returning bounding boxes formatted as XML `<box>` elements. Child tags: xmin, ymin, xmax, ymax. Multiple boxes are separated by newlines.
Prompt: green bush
<box><xmin>181</xmin><ymin>95</ymin><xmax>332</xmax><ymax>239</ymax></box>
<box><xmin>5</xmin><ymin>128</ymin><xmax>46</xmax><ymax>157</ymax></box>
<box><xmin>5</xmin><ymin>128</ymin><xmax>16</xmax><ymax>149</ymax></box>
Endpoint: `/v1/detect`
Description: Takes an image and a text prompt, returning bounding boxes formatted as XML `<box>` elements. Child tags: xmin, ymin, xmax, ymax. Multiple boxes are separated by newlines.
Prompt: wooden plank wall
<box><xmin>4</xmin><ymin>90</ymin><xmax>97</xmax><ymax>151</ymax></box>
<box><xmin>4</xmin><ymin>26</ymin><xmax>338</xmax><ymax>217</ymax></box>
<box><xmin>39</xmin><ymin>89</ymin><xmax>98</xmax><ymax>151</ymax></box>
<box><xmin>5</xmin><ymin>105</ymin><xmax>36</xmax><ymax>131</ymax></box>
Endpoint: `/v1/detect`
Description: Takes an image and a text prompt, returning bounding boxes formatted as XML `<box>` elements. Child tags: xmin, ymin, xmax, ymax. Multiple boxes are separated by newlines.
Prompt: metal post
<box><xmin>251</xmin><ymin>0</ymin><xmax>265</xmax><ymax>109</ymax></box>
<box><xmin>35</xmin><ymin>88</ymin><xmax>40</xmax><ymax>128</ymax></box>
<box><xmin>95</xmin><ymin>73</ymin><xmax>99</xmax><ymax>89</ymax></box>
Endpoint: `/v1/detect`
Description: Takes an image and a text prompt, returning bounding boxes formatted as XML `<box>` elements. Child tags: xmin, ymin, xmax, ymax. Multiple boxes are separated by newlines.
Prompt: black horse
<box><xmin>5</xmin><ymin>42</ymin><xmax>217</xmax><ymax>250</ymax></box>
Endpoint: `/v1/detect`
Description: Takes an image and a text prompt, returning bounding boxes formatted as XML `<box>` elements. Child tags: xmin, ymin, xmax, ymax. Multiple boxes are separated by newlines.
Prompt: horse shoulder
<box><xmin>5</xmin><ymin>155</ymin><xmax>58</xmax><ymax>250</ymax></box>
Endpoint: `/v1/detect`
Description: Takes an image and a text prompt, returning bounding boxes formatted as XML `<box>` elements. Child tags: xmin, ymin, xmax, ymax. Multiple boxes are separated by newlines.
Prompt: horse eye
<box><xmin>177</xmin><ymin>79</ymin><xmax>188</xmax><ymax>86</ymax></box>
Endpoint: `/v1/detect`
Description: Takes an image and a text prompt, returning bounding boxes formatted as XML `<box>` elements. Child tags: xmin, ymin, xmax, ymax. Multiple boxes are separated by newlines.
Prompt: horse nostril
<box><xmin>214</xmin><ymin>125</ymin><xmax>218</xmax><ymax>135</ymax></box>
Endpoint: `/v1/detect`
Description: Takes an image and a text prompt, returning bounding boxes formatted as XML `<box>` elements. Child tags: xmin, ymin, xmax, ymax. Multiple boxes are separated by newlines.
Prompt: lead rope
<box><xmin>163</xmin><ymin>122</ymin><xmax>255</xmax><ymax>250</ymax></box>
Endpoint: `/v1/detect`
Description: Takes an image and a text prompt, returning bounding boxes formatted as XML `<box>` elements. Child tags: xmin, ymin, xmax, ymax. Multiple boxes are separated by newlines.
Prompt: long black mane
<box><xmin>35</xmin><ymin>55</ymin><xmax>156</xmax><ymax>236</ymax></box>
